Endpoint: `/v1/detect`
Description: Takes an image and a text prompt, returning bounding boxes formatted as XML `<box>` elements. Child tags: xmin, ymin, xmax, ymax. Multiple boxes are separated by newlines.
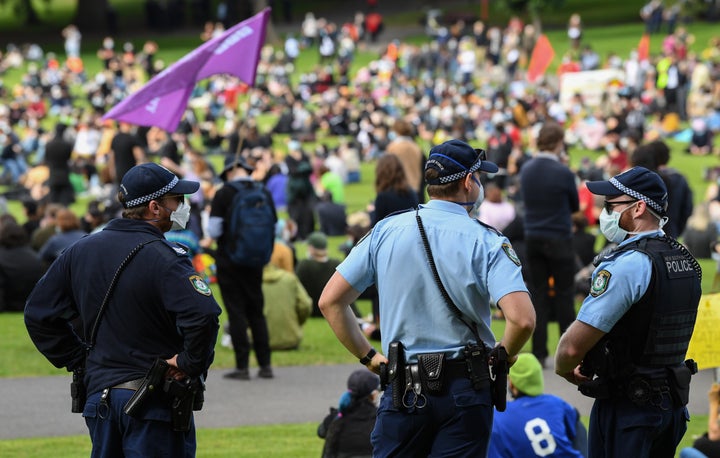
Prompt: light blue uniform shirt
<box><xmin>337</xmin><ymin>199</ymin><xmax>528</xmax><ymax>362</ymax></box>
<box><xmin>576</xmin><ymin>231</ymin><xmax>662</xmax><ymax>333</ymax></box>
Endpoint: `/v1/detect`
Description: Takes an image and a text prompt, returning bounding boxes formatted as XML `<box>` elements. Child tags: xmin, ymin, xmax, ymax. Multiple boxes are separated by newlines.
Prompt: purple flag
<box><xmin>103</xmin><ymin>8</ymin><xmax>269</xmax><ymax>131</ymax></box>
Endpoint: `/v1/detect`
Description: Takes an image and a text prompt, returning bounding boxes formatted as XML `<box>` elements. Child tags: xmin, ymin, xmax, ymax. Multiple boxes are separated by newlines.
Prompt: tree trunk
<box><xmin>254</xmin><ymin>0</ymin><xmax>279</xmax><ymax>45</ymax></box>
<box><xmin>22</xmin><ymin>0</ymin><xmax>41</xmax><ymax>25</ymax></box>
<box><xmin>73</xmin><ymin>0</ymin><xmax>109</xmax><ymax>32</ymax></box>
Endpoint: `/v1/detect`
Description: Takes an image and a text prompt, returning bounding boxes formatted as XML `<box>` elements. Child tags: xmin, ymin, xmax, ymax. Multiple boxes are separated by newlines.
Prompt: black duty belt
<box><xmin>112</xmin><ymin>378</ymin><xmax>144</xmax><ymax>391</ymax></box>
<box><xmin>443</xmin><ymin>359</ymin><xmax>471</xmax><ymax>379</ymax></box>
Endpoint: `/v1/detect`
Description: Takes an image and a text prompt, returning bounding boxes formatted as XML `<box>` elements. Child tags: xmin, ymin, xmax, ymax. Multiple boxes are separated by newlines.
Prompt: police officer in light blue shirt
<box><xmin>320</xmin><ymin>139</ymin><xmax>536</xmax><ymax>457</ymax></box>
<box><xmin>556</xmin><ymin>166</ymin><xmax>701</xmax><ymax>458</ymax></box>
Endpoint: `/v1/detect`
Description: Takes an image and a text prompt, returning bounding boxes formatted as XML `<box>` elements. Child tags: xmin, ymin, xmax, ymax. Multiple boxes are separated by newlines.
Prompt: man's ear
<box><xmin>149</xmin><ymin>200</ymin><xmax>160</xmax><ymax>215</ymax></box>
<box><xmin>634</xmin><ymin>200</ymin><xmax>646</xmax><ymax>217</ymax></box>
<box><xmin>463</xmin><ymin>173</ymin><xmax>473</xmax><ymax>192</ymax></box>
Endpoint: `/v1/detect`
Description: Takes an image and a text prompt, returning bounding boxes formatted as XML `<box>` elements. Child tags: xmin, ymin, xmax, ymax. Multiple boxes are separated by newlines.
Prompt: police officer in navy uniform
<box><xmin>320</xmin><ymin>139</ymin><xmax>536</xmax><ymax>457</ymax></box>
<box><xmin>24</xmin><ymin>163</ymin><xmax>221</xmax><ymax>457</ymax></box>
<box><xmin>555</xmin><ymin>166</ymin><xmax>702</xmax><ymax>458</ymax></box>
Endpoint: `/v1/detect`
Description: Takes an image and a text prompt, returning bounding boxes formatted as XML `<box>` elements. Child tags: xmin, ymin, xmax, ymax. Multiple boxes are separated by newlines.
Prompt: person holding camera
<box><xmin>320</xmin><ymin>139</ymin><xmax>535</xmax><ymax>457</ymax></box>
<box><xmin>555</xmin><ymin>166</ymin><xmax>702</xmax><ymax>458</ymax></box>
<box><xmin>24</xmin><ymin>163</ymin><xmax>221</xmax><ymax>457</ymax></box>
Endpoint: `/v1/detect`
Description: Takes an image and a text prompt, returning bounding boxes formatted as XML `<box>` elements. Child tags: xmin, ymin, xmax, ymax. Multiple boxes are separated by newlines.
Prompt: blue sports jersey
<box><xmin>489</xmin><ymin>394</ymin><xmax>584</xmax><ymax>458</ymax></box>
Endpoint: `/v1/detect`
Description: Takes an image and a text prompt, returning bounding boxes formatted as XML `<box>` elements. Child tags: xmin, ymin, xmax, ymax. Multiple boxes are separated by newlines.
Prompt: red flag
<box><xmin>638</xmin><ymin>33</ymin><xmax>650</xmax><ymax>62</ymax></box>
<box><xmin>527</xmin><ymin>34</ymin><xmax>555</xmax><ymax>83</ymax></box>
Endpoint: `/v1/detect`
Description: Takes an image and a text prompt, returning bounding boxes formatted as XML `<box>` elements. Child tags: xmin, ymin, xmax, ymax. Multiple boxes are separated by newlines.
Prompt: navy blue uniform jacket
<box><xmin>24</xmin><ymin>218</ymin><xmax>221</xmax><ymax>396</ymax></box>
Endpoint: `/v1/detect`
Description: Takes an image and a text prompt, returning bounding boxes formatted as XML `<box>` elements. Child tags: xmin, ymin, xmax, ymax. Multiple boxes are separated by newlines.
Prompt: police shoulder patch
<box><xmin>590</xmin><ymin>269</ymin><xmax>612</xmax><ymax>297</ymax></box>
<box><xmin>501</xmin><ymin>243</ymin><xmax>521</xmax><ymax>266</ymax></box>
<box><xmin>189</xmin><ymin>274</ymin><xmax>212</xmax><ymax>296</ymax></box>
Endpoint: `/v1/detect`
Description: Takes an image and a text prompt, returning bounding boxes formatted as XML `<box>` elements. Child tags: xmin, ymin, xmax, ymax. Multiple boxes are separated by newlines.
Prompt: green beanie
<box><xmin>509</xmin><ymin>353</ymin><xmax>544</xmax><ymax>397</ymax></box>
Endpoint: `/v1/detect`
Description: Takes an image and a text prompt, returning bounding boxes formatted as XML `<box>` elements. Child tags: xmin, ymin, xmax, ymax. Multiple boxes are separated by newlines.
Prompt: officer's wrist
<box><xmin>359</xmin><ymin>348</ymin><xmax>377</xmax><ymax>366</ymax></box>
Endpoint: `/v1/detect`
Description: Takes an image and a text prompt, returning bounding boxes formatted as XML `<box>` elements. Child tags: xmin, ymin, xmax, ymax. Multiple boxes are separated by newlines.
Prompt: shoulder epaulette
<box><xmin>158</xmin><ymin>238</ymin><xmax>190</xmax><ymax>257</ymax></box>
<box><xmin>475</xmin><ymin>219</ymin><xmax>503</xmax><ymax>237</ymax></box>
<box><xmin>384</xmin><ymin>207</ymin><xmax>416</xmax><ymax>219</ymax></box>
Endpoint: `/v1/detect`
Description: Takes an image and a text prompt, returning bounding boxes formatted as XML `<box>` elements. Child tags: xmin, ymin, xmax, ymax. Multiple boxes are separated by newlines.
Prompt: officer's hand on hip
<box><xmin>366</xmin><ymin>352</ymin><xmax>388</xmax><ymax>376</ymax></box>
<box><xmin>165</xmin><ymin>354</ymin><xmax>187</xmax><ymax>380</ymax></box>
<box><xmin>559</xmin><ymin>365</ymin><xmax>591</xmax><ymax>386</ymax></box>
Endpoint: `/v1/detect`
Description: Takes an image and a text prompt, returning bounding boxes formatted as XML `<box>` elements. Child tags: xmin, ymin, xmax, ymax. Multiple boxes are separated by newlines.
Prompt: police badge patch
<box><xmin>590</xmin><ymin>270</ymin><xmax>611</xmax><ymax>297</ymax></box>
<box><xmin>502</xmin><ymin>243</ymin><xmax>521</xmax><ymax>266</ymax></box>
<box><xmin>189</xmin><ymin>275</ymin><xmax>212</xmax><ymax>296</ymax></box>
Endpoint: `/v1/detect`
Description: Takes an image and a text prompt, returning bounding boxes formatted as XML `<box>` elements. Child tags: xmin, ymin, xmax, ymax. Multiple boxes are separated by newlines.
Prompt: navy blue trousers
<box><xmin>83</xmin><ymin>388</ymin><xmax>196</xmax><ymax>458</ymax></box>
<box><xmin>371</xmin><ymin>377</ymin><xmax>493</xmax><ymax>457</ymax></box>
<box><xmin>588</xmin><ymin>393</ymin><xmax>688</xmax><ymax>458</ymax></box>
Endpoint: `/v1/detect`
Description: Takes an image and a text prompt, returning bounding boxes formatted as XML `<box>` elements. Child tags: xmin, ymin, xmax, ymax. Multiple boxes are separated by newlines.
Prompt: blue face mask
<box><xmin>469</xmin><ymin>176</ymin><xmax>484</xmax><ymax>219</ymax></box>
<box><xmin>598</xmin><ymin>202</ymin><xmax>637</xmax><ymax>243</ymax></box>
<box><xmin>458</xmin><ymin>175</ymin><xmax>484</xmax><ymax>218</ymax></box>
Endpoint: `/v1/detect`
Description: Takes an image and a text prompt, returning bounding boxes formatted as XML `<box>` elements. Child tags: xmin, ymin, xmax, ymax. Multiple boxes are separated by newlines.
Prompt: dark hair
<box><xmin>650</xmin><ymin>140</ymin><xmax>670</xmax><ymax>166</ymax></box>
<box><xmin>375</xmin><ymin>154</ymin><xmax>410</xmax><ymax>194</ymax></box>
<box><xmin>392</xmin><ymin>119</ymin><xmax>413</xmax><ymax>137</ymax></box>
<box><xmin>56</xmin><ymin>209</ymin><xmax>81</xmax><ymax>232</ymax></box>
<box><xmin>536</xmin><ymin>121</ymin><xmax>564</xmax><ymax>152</ymax></box>
<box><xmin>630</xmin><ymin>144</ymin><xmax>658</xmax><ymax>170</ymax></box>
<box><xmin>22</xmin><ymin>199</ymin><xmax>38</xmax><ymax>215</ymax></box>
<box><xmin>425</xmin><ymin>169</ymin><xmax>462</xmax><ymax>198</ymax></box>
<box><xmin>117</xmin><ymin>191</ymin><xmax>149</xmax><ymax>219</ymax></box>
<box><xmin>0</xmin><ymin>220</ymin><xmax>29</xmax><ymax>248</ymax></box>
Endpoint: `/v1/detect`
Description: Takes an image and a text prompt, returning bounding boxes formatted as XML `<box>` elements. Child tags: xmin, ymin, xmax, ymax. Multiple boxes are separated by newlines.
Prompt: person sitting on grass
<box><xmin>489</xmin><ymin>353</ymin><xmax>588</xmax><ymax>458</ymax></box>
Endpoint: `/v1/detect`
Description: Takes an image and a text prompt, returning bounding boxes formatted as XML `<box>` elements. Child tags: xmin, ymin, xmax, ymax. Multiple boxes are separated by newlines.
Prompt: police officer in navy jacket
<box><xmin>25</xmin><ymin>163</ymin><xmax>221</xmax><ymax>457</ymax></box>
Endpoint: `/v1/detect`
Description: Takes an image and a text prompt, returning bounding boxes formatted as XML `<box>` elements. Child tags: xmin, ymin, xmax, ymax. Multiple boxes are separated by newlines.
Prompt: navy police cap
<box><xmin>425</xmin><ymin>139</ymin><xmax>498</xmax><ymax>185</ymax></box>
<box><xmin>586</xmin><ymin>166</ymin><xmax>668</xmax><ymax>215</ymax></box>
<box><xmin>120</xmin><ymin>163</ymin><xmax>199</xmax><ymax>208</ymax></box>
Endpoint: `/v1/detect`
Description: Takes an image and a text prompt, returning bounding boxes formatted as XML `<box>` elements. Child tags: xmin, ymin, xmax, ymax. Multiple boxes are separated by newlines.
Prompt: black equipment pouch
<box><xmin>667</xmin><ymin>359</ymin><xmax>697</xmax><ymax>407</ymax></box>
<box><xmin>417</xmin><ymin>352</ymin><xmax>445</xmax><ymax>393</ymax></box>
<box><xmin>123</xmin><ymin>358</ymin><xmax>170</xmax><ymax>417</ymax></box>
<box><xmin>382</xmin><ymin>341</ymin><xmax>405</xmax><ymax>408</ymax></box>
<box><xmin>578</xmin><ymin>377</ymin><xmax>612</xmax><ymax>399</ymax></box>
<box><xmin>463</xmin><ymin>343</ymin><xmax>491</xmax><ymax>392</ymax></box>
<box><xmin>579</xmin><ymin>360</ymin><xmax>595</xmax><ymax>379</ymax></box>
<box><xmin>192</xmin><ymin>376</ymin><xmax>205</xmax><ymax>411</ymax></box>
<box><xmin>71</xmin><ymin>367</ymin><xmax>86</xmax><ymax>413</ymax></box>
<box><xmin>163</xmin><ymin>376</ymin><xmax>205</xmax><ymax>432</ymax></box>
<box><xmin>489</xmin><ymin>346</ymin><xmax>508</xmax><ymax>412</ymax></box>
<box><xmin>164</xmin><ymin>378</ymin><xmax>195</xmax><ymax>432</ymax></box>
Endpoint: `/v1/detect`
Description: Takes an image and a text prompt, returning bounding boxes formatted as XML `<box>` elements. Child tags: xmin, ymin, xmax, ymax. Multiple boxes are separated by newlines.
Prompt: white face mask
<box><xmin>598</xmin><ymin>202</ymin><xmax>638</xmax><ymax>243</ymax></box>
<box><xmin>469</xmin><ymin>176</ymin><xmax>485</xmax><ymax>219</ymax></box>
<box><xmin>168</xmin><ymin>201</ymin><xmax>191</xmax><ymax>230</ymax></box>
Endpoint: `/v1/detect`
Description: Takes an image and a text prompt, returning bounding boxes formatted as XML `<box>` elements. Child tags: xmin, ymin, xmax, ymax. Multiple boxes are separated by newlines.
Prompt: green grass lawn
<box><xmin>0</xmin><ymin>416</ymin><xmax>710</xmax><ymax>457</ymax></box>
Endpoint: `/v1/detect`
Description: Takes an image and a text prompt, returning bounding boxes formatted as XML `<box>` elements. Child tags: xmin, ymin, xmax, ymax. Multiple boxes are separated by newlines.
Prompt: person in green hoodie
<box><xmin>262</xmin><ymin>263</ymin><xmax>313</xmax><ymax>350</ymax></box>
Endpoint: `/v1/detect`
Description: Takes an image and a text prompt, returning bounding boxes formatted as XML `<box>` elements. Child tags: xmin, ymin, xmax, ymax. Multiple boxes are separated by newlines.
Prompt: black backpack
<box><xmin>224</xmin><ymin>181</ymin><xmax>275</xmax><ymax>267</ymax></box>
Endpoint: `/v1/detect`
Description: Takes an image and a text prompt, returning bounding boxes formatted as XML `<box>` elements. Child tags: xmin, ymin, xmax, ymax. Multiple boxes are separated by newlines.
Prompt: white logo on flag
<box><xmin>146</xmin><ymin>97</ymin><xmax>160</xmax><ymax>114</ymax></box>
<box><xmin>214</xmin><ymin>26</ymin><xmax>253</xmax><ymax>55</ymax></box>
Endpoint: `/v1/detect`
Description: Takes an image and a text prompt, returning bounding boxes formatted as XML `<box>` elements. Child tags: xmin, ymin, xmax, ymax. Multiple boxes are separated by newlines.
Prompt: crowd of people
<box><xmin>2</xmin><ymin>1</ymin><xmax>720</xmax><ymax>456</ymax></box>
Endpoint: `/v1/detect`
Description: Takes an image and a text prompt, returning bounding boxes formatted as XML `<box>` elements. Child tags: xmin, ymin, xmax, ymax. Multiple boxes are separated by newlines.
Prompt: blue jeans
<box><xmin>83</xmin><ymin>388</ymin><xmax>196</xmax><ymax>457</ymax></box>
<box><xmin>588</xmin><ymin>393</ymin><xmax>688</xmax><ymax>458</ymax></box>
<box><xmin>1</xmin><ymin>157</ymin><xmax>28</xmax><ymax>183</ymax></box>
<box><xmin>371</xmin><ymin>377</ymin><xmax>493</xmax><ymax>457</ymax></box>
<box><xmin>679</xmin><ymin>448</ymin><xmax>709</xmax><ymax>458</ymax></box>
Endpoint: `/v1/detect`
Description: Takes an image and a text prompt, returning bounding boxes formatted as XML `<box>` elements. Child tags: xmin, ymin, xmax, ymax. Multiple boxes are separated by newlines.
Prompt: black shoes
<box><xmin>223</xmin><ymin>369</ymin><xmax>250</xmax><ymax>380</ymax></box>
<box><xmin>223</xmin><ymin>367</ymin><xmax>274</xmax><ymax>380</ymax></box>
<box><xmin>258</xmin><ymin>366</ymin><xmax>274</xmax><ymax>379</ymax></box>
